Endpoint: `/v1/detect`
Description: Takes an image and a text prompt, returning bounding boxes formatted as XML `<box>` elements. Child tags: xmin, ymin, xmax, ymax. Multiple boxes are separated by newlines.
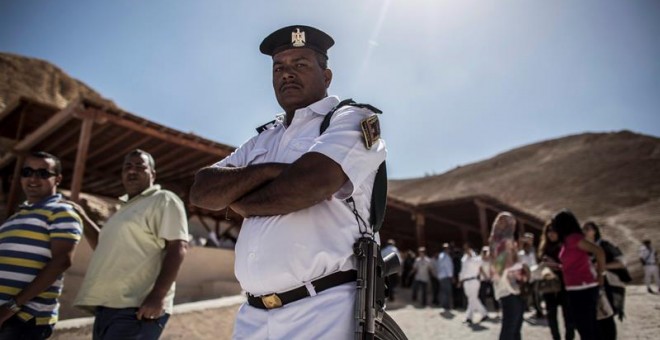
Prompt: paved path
<box><xmin>53</xmin><ymin>285</ymin><xmax>660</xmax><ymax>339</ymax></box>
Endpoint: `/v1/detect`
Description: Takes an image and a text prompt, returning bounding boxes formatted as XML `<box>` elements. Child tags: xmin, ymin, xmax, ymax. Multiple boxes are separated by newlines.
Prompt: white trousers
<box><xmin>644</xmin><ymin>265</ymin><xmax>660</xmax><ymax>289</ymax></box>
<box><xmin>463</xmin><ymin>279</ymin><xmax>488</xmax><ymax>320</ymax></box>
<box><xmin>233</xmin><ymin>283</ymin><xmax>355</xmax><ymax>339</ymax></box>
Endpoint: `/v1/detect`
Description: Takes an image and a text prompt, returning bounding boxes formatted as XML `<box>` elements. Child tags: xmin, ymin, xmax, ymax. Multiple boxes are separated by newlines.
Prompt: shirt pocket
<box><xmin>284</xmin><ymin>137</ymin><xmax>315</xmax><ymax>161</ymax></box>
<box><xmin>246</xmin><ymin>148</ymin><xmax>268</xmax><ymax>165</ymax></box>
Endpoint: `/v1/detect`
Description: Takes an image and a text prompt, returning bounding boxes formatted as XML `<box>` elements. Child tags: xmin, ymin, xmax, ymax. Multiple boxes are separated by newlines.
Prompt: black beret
<box><xmin>259</xmin><ymin>25</ymin><xmax>334</xmax><ymax>58</ymax></box>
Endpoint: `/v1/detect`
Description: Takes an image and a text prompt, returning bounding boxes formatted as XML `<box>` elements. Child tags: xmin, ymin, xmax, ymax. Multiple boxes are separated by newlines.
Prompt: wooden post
<box><xmin>477</xmin><ymin>202</ymin><xmax>490</xmax><ymax>246</ymax></box>
<box><xmin>6</xmin><ymin>155</ymin><xmax>25</xmax><ymax>217</ymax></box>
<box><xmin>461</xmin><ymin>228</ymin><xmax>469</xmax><ymax>245</ymax></box>
<box><xmin>70</xmin><ymin>117</ymin><xmax>94</xmax><ymax>202</ymax></box>
<box><xmin>414</xmin><ymin>212</ymin><xmax>426</xmax><ymax>248</ymax></box>
<box><xmin>518</xmin><ymin>221</ymin><xmax>526</xmax><ymax>238</ymax></box>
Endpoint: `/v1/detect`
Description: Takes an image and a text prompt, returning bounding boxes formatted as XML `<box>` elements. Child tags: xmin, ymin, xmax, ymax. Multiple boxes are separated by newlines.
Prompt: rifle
<box><xmin>354</xmin><ymin>237</ymin><xmax>401</xmax><ymax>340</ymax></box>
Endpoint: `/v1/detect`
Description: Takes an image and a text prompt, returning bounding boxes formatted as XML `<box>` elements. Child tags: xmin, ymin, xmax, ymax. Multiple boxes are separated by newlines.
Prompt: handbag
<box><xmin>597</xmin><ymin>288</ymin><xmax>614</xmax><ymax>320</ymax></box>
<box><xmin>537</xmin><ymin>277</ymin><xmax>562</xmax><ymax>294</ymax></box>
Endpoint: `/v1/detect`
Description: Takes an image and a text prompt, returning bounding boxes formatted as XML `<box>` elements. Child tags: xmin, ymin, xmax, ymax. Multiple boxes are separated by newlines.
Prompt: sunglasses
<box><xmin>21</xmin><ymin>167</ymin><xmax>57</xmax><ymax>179</ymax></box>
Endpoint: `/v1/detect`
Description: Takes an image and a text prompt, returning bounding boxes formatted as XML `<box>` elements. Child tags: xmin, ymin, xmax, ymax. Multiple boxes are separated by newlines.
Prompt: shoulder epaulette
<box><xmin>256</xmin><ymin>120</ymin><xmax>277</xmax><ymax>134</ymax></box>
<box><xmin>320</xmin><ymin>98</ymin><xmax>388</xmax><ymax>233</ymax></box>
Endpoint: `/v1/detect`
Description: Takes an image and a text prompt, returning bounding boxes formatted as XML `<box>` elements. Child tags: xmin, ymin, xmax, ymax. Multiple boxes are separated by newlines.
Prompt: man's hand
<box><xmin>0</xmin><ymin>305</ymin><xmax>16</xmax><ymax>328</ymax></box>
<box><xmin>136</xmin><ymin>293</ymin><xmax>165</xmax><ymax>321</ymax></box>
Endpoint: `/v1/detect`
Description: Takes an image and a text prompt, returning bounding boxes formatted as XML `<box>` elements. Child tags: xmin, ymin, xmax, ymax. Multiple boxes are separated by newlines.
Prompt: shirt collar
<box><xmin>309</xmin><ymin>95</ymin><xmax>340</xmax><ymax>116</ymax></box>
<box><xmin>287</xmin><ymin>95</ymin><xmax>340</xmax><ymax>118</ymax></box>
<box><xmin>19</xmin><ymin>193</ymin><xmax>62</xmax><ymax>209</ymax></box>
<box><xmin>119</xmin><ymin>184</ymin><xmax>161</xmax><ymax>203</ymax></box>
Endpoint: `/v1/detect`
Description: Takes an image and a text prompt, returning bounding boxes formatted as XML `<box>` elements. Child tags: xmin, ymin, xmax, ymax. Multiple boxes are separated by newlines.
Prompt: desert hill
<box><xmin>390</xmin><ymin>130</ymin><xmax>660</xmax><ymax>278</ymax></box>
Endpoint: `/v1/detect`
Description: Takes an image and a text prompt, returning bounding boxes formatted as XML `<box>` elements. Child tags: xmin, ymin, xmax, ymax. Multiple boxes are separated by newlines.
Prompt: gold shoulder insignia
<box><xmin>360</xmin><ymin>115</ymin><xmax>381</xmax><ymax>149</ymax></box>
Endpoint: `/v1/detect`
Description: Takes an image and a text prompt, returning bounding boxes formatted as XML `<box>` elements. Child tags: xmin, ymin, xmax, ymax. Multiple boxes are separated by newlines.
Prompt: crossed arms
<box><xmin>190</xmin><ymin>151</ymin><xmax>348</xmax><ymax>217</ymax></box>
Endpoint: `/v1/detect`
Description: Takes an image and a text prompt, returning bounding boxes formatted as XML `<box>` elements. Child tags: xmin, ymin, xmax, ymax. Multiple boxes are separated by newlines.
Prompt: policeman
<box><xmin>191</xmin><ymin>25</ymin><xmax>386</xmax><ymax>338</ymax></box>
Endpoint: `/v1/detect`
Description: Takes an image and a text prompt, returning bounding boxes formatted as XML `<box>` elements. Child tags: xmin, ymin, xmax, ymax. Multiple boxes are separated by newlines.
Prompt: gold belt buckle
<box><xmin>261</xmin><ymin>294</ymin><xmax>282</xmax><ymax>309</ymax></box>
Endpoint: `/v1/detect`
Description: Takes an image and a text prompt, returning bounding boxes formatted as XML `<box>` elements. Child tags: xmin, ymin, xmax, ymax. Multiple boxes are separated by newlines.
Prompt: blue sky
<box><xmin>1</xmin><ymin>0</ymin><xmax>659</xmax><ymax>179</ymax></box>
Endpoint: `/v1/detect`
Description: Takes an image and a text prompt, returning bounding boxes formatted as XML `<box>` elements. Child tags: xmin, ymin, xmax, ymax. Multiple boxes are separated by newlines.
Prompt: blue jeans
<box><xmin>438</xmin><ymin>277</ymin><xmax>453</xmax><ymax>309</ymax></box>
<box><xmin>499</xmin><ymin>294</ymin><xmax>525</xmax><ymax>340</ymax></box>
<box><xmin>0</xmin><ymin>316</ymin><xmax>53</xmax><ymax>340</ymax></box>
<box><xmin>411</xmin><ymin>280</ymin><xmax>428</xmax><ymax>306</ymax></box>
<box><xmin>93</xmin><ymin>307</ymin><xmax>170</xmax><ymax>340</ymax></box>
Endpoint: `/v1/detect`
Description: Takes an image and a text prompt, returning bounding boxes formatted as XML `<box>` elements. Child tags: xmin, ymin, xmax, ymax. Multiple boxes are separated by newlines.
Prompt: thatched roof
<box><xmin>0</xmin><ymin>52</ymin><xmax>237</xmax><ymax>225</ymax></box>
<box><xmin>0</xmin><ymin>52</ymin><xmax>117</xmax><ymax>114</ymax></box>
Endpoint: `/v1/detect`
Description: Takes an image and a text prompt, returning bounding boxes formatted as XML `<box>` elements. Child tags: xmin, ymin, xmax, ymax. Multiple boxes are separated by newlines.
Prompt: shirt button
<box><xmin>248</xmin><ymin>252</ymin><xmax>256</xmax><ymax>260</ymax></box>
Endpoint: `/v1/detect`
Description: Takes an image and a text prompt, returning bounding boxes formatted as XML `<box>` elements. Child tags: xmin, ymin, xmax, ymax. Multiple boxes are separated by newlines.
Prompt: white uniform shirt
<box><xmin>214</xmin><ymin>96</ymin><xmax>387</xmax><ymax>296</ymax></box>
<box><xmin>640</xmin><ymin>246</ymin><xmax>657</xmax><ymax>265</ymax></box>
<box><xmin>459</xmin><ymin>251</ymin><xmax>483</xmax><ymax>282</ymax></box>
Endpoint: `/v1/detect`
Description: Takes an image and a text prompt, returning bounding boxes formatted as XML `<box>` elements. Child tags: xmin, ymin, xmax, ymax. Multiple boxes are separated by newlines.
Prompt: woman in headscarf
<box><xmin>552</xmin><ymin>210</ymin><xmax>605</xmax><ymax>340</ymax></box>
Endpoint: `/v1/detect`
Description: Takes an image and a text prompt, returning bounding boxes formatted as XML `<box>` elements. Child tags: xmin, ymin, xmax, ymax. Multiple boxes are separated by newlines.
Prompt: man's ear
<box><xmin>324</xmin><ymin>68</ymin><xmax>333</xmax><ymax>88</ymax></box>
<box><xmin>55</xmin><ymin>174</ymin><xmax>62</xmax><ymax>186</ymax></box>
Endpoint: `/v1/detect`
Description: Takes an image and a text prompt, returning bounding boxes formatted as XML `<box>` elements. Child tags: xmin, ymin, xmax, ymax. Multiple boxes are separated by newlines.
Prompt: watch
<box><xmin>2</xmin><ymin>298</ymin><xmax>20</xmax><ymax>313</ymax></box>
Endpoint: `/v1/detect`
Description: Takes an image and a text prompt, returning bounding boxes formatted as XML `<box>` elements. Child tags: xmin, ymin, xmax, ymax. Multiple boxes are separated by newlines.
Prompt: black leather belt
<box><xmin>246</xmin><ymin>270</ymin><xmax>357</xmax><ymax>309</ymax></box>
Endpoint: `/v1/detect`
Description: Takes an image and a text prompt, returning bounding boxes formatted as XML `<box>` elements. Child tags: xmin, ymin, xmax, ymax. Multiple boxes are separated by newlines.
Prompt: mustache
<box><xmin>279</xmin><ymin>81</ymin><xmax>302</xmax><ymax>92</ymax></box>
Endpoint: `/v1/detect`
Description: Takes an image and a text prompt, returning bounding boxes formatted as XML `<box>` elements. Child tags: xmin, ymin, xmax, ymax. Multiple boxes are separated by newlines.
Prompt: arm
<box><xmin>0</xmin><ymin>240</ymin><xmax>77</xmax><ymax>326</ymax></box>
<box><xmin>136</xmin><ymin>239</ymin><xmax>188</xmax><ymax>320</ymax></box>
<box><xmin>189</xmin><ymin>162</ymin><xmax>288</xmax><ymax>211</ymax></box>
<box><xmin>605</xmin><ymin>259</ymin><xmax>626</xmax><ymax>270</ymax></box>
<box><xmin>578</xmin><ymin>239</ymin><xmax>606</xmax><ymax>285</ymax></box>
<box><xmin>64</xmin><ymin>200</ymin><xmax>101</xmax><ymax>250</ymax></box>
<box><xmin>230</xmin><ymin>152</ymin><xmax>348</xmax><ymax>217</ymax></box>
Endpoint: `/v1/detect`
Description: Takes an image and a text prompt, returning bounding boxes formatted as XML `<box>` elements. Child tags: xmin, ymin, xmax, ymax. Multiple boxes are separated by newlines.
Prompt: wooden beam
<box><xmin>86</xmin><ymin>129</ymin><xmax>135</xmax><ymax>160</ymax></box>
<box><xmin>477</xmin><ymin>203</ymin><xmax>490</xmax><ymax>246</ymax></box>
<box><xmin>89</xmin><ymin>108</ymin><xmax>228</xmax><ymax>156</ymax></box>
<box><xmin>0</xmin><ymin>99</ymin><xmax>80</xmax><ymax>169</ymax></box>
<box><xmin>42</xmin><ymin>123</ymin><xmax>82</xmax><ymax>152</ymax></box>
<box><xmin>6</xmin><ymin>155</ymin><xmax>25</xmax><ymax>216</ymax></box>
<box><xmin>70</xmin><ymin>117</ymin><xmax>95</xmax><ymax>202</ymax></box>
<box><xmin>475</xmin><ymin>198</ymin><xmax>542</xmax><ymax>230</ymax></box>
<box><xmin>58</xmin><ymin>123</ymin><xmax>111</xmax><ymax>158</ymax></box>
<box><xmin>414</xmin><ymin>212</ymin><xmax>426</xmax><ymax>247</ymax></box>
<box><xmin>154</xmin><ymin>148</ymin><xmax>204</xmax><ymax>173</ymax></box>
<box><xmin>89</xmin><ymin>135</ymin><xmax>152</xmax><ymax>169</ymax></box>
<box><xmin>422</xmin><ymin>210</ymin><xmax>478</xmax><ymax>231</ymax></box>
<box><xmin>0</xmin><ymin>98</ymin><xmax>22</xmax><ymax>122</ymax></box>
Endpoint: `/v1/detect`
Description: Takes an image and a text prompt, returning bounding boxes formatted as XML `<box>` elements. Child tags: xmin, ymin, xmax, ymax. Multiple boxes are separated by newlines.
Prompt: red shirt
<box><xmin>559</xmin><ymin>233</ymin><xmax>597</xmax><ymax>288</ymax></box>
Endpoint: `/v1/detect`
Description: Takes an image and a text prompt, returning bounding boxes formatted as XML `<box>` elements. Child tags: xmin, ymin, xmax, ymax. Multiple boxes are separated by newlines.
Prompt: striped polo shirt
<box><xmin>0</xmin><ymin>193</ymin><xmax>82</xmax><ymax>325</ymax></box>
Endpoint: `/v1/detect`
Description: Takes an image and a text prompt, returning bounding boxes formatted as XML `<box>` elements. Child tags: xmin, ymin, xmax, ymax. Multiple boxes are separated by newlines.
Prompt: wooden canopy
<box><xmin>0</xmin><ymin>96</ymin><xmax>237</xmax><ymax>224</ymax></box>
<box><xmin>0</xmin><ymin>95</ymin><xmax>544</xmax><ymax>252</ymax></box>
<box><xmin>379</xmin><ymin>194</ymin><xmax>544</xmax><ymax>254</ymax></box>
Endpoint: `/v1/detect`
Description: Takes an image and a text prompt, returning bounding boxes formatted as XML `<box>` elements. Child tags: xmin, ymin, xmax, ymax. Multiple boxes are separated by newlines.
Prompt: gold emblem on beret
<box><xmin>291</xmin><ymin>28</ymin><xmax>306</xmax><ymax>47</ymax></box>
<box><xmin>361</xmin><ymin>115</ymin><xmax>381</xmax><ymax>149</ymax></box>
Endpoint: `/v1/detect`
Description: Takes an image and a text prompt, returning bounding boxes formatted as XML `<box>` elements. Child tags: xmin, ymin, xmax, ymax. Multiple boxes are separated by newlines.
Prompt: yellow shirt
<box><xmin>74</xmin><ymin>185</ymin><xmax>188</xmax><ymax>314</ymax></box>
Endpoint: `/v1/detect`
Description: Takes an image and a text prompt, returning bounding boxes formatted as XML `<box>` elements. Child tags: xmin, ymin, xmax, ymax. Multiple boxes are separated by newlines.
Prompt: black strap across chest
<box><xmin>321</xmin><ymin>99</ymin><xmax>387</xmax><ymax>233</ymax></box>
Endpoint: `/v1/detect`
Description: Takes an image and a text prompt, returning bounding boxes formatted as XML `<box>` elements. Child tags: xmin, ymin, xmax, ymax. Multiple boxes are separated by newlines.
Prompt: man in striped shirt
<box><xmin>0</xmin><ymin>151</ymin><xmax>82</xmax><ymax>339</ymax></box>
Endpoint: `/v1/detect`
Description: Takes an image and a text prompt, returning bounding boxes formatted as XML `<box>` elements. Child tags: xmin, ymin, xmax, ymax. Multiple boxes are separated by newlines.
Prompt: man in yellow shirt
<box><xmin>73</xmin><ymin>149</ymin><xmax>188</xmax><ymax>340</ymax></box>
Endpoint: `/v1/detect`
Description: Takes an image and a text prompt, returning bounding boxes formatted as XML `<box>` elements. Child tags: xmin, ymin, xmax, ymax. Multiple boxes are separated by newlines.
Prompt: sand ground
<box><xmin>52</xmin><ymin>285</ymin><xmax>660</xmax><ymax>339</ymax></box>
